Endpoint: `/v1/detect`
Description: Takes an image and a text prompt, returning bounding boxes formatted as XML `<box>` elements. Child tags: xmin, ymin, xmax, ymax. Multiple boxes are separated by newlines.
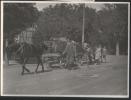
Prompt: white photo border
<box><xmin>1</xmin><ymin>1</ymin><xmax>130</xmax><ymax>98</ymax></box>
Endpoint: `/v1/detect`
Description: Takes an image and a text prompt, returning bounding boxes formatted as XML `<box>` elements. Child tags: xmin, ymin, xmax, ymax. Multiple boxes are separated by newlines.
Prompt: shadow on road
<box><xmin>36</xmin><ymin>69</ymin><xmax>53</xmax><ymax>73</ymax></box>
<box><xmin>22</xmin><ymin>69</ymin><xmax>53</xmax><ymax>75</ymax></box>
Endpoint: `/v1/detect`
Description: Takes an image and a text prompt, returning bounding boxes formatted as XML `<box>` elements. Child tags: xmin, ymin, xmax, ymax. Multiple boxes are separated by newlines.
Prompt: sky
<box><xmin>35</xmin><ymin>3</ymin><xmax>105</xmax><ymax>11</ymax></box>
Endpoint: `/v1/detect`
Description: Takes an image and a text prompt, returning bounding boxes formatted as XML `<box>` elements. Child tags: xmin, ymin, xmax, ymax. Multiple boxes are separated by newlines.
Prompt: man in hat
<box><xmin>95</xmin><ymin>45</ymin><xmax>102</xmax><ymax>64</ymax></box>
<box><xmin>63</xmin><ymin>38</ymin><xmax>76</xmax><ymax>69</ymax></box>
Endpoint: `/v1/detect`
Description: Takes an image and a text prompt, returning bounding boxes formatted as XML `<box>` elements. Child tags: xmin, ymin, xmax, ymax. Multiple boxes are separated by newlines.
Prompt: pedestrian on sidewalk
<box><xmin>102</xmin><ymin>46</ymin><xmax>107</xmax><ymax>63</ymax></box>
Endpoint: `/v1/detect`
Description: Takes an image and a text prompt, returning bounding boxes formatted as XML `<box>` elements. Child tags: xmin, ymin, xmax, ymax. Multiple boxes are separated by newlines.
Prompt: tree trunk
<box><xmin>116</xmin><ymin>41</ymin><xmax>119</xmax><ymax>56</ymax></box>
<box><xmin>4</xmin><ymin>51</ymin><xmax>9</xmax><ymax>66</ymax></box>
<box><xmin>4</xmin><ymin>39</ymin><xmax>9</xmax><ymax>66</ymax></box>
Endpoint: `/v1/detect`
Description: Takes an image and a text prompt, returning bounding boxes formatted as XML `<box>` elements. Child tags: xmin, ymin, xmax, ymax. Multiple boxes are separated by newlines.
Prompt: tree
<box><xmin>84</xmin><ymin>6</ymin><xmax>99</xmax><ymax>46</ymax></box>
<box><xmin>3</xmin><ymin>3</ymin><xmax>39</xmax><ymax>64</ymax></box>
<box><xmin>97</xmin><ymin>4</ymin><xmax>128</xmax><ymax>55</ymax></box>
<box><xmin>33</xmin><ymin>3</ymin><xmax>128</xmax><ymax>56</ymax></box>
<box><xmin>113</xmin><ymin>4</ymin><xmax>128</xmax><ymax>55</ymax></box>
<box><xmin>4</xmin><ymin>3</ymin><xmax>39</xmax><ymax>44</ymax></box>
<box><xmin>33</xmin><ymin>4</ymin><xmax>98</xmax><ymax>44</ymax></box>
<box><xmin>34</xmin><ymin>4</ymin><xmax>79</xmax><ymax>43</ymax></box>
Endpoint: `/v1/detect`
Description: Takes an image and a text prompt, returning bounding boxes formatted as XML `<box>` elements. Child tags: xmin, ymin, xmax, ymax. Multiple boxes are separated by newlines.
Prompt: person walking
<box><xmin>63</xmin><ymin>38</ymin><xmax>76</xmax><ymax>69</ymax></box>
<box><xmin>84</xmin><ymin>43</ymin><xmax>91</xmax><ymax>66</ymax></box>
<box><xmin>95</xmin><ymin>45</ymin><xmax>102</xmax><ymax>64</ymax></box>
<box><xmin>102</xmin><ymin>46</ymin><xmax>107</xmax><ymax>63</ymax></box>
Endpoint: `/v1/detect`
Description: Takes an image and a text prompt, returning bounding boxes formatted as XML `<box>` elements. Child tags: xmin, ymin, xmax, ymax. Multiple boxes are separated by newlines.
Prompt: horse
<box><xmin>6</xmin><ymin>42</ymin><xmax>48</xmax><ymax>75</ymax></box>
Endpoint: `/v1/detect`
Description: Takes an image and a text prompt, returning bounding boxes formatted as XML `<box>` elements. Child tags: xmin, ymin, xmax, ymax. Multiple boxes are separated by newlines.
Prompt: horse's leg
<box><xmin>40</xmin><ymin>57</ymin><xmax>44</xmax><ymax>72</ymax></box>
<box><xmin>35</xmin><ymin>62</ymin><xmax>40</xmax><ymax>73</ymax></box>
<box><xmin>35</xmin><ymin>56</ymin><xmax>42</xmax><ymax>72</ymax></box>
<box><xmin>21</xmin><ymin>58</ymin><xmax>30</xmax><ymax>75</ymax></box>
<box><xmin>24</xmin><ymin>58</ymin><xmax>30</xmax><ymax>72</ymax></box>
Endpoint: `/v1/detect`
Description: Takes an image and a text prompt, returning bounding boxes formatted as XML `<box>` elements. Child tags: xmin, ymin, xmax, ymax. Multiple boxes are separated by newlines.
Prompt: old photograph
<box><xmin>1</xmin><ymin>1</ymin><xmax>130</xmax><ymax>97</ymax></box>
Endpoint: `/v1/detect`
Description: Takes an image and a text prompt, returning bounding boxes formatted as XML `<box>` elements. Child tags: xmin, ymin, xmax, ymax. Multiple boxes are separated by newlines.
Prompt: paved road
<box><xmin>2</xmin><ymin>55</ymin><xmax>128</xmax><ymax>96</ymax></box>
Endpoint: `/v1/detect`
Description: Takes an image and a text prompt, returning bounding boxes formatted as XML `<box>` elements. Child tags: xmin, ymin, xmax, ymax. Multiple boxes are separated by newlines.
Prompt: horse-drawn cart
<box><xmin>42</xmin><ymin>53</ymin><xmax>65</xmax><ymax>69</ymax></box>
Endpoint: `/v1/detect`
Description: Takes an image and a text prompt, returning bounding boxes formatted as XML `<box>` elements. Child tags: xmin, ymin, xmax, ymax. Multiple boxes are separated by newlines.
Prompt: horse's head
<box><xmin>6</xmin><ymin>42</ymin><xmax>21</xmax><ymax>59</ymax></box>
<box><xmin>6</xmin><ymin>42</ymin><xmax>20</xmax><ymax>53</ymax></box>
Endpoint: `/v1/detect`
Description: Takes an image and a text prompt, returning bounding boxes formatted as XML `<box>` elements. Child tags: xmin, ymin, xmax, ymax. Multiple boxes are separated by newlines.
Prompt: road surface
<box><xmin>2</xmin><ymin>55</ymin><xmax>128</xmax><ymax>96</ymax></box>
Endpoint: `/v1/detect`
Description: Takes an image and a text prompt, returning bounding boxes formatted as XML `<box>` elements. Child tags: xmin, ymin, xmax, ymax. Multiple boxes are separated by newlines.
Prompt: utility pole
<box><xmin>82</xmin><ymin>3</ymin><xmax>85</xmax><ymax>47</ymax></box>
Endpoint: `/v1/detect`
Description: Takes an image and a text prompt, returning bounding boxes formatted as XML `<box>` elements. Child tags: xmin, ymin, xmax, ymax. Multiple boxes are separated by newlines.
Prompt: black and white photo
<box><xmin>0</xmin><ymin>1</ymin><xmax>130</xmax><ymax>97</ymax></box>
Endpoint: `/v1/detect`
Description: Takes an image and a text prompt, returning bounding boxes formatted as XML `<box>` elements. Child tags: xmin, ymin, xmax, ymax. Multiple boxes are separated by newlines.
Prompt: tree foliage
<box><xmin>4</xmin><ymin>3</ymin><xmax>39</xmax><ymax>42</ymax></box>
<box><xmin>97</xmin><ymin>4</ymin><xmax>128</xmax><ymax>54</ymax></box>
<box><xmin>34</xmin><ymin>4</ymin><xmax>98</xmax><ymax>43</ymax></box>
<box><xmin>3</xmin><ymin>3</ymin><xmax>128</xmax><ymax>54</ymax></box>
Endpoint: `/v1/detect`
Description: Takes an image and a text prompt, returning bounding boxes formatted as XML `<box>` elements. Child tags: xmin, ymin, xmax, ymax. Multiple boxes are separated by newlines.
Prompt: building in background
<box><xmin>15</xmin><ymin>24</ymin><xmax>37</xmax><ymax>44</ymax></box>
